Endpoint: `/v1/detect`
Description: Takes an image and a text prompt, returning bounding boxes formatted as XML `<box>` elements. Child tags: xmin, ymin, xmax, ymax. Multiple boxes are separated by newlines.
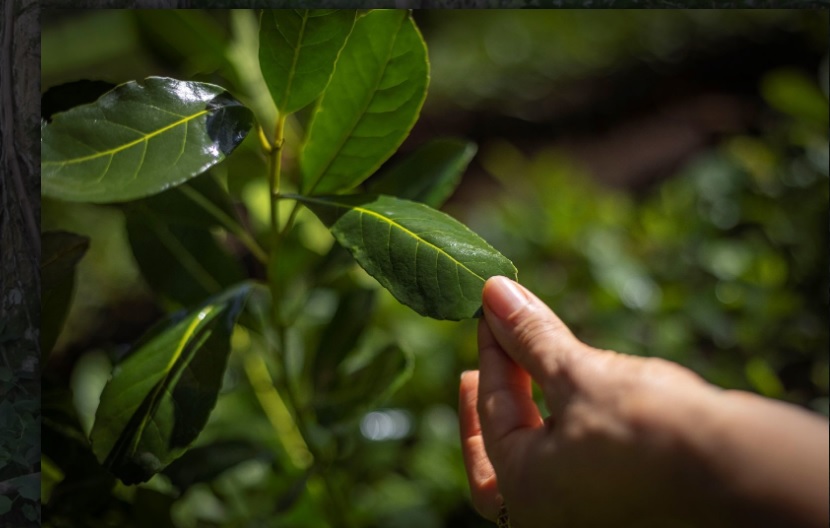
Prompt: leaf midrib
<box><xmin>277</xmin><ymin>9</ymin><xmax>309</xmax><ymax>112</ymax></box>
<box><xmin>126</xmin><ymin>306</ymin><xmax>216</xmax><ymax>457</ymax></box>
<box><xmin>300</xmin><ymin>196</ymin><xmax>486</xmax><ymax>284</ymax></box>
<box><xmin>305</xmin><ymin>13</ymin><xmax>406</xmax><ymax>195</ymax></box>
<box><xmin>43</xmin><ymin>109</ymin><xmax>209</xmax><ymax>167</ymax></box>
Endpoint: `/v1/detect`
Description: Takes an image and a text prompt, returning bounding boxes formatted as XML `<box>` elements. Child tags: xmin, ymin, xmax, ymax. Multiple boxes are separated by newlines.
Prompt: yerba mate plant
<box><xmin>42</xmin><ymin>9</ymin><xmax>515</xmax><ymax>526</ymax></box>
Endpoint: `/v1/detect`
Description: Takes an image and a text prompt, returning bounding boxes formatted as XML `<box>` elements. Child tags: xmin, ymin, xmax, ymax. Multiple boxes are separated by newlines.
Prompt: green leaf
<box><xmin>315</xmin><ymin>344</ymin><xmax>412</xmax><ymax>427</ymax></box>
<box><xmin>42</xmin><ymin>77</ymin><xmax>253</xmax><ymax>203</ymax></box>
<box><xmin>312</xmin><ymin>288</ymin><xmax>376</xmax><ymax>392</ymax></box>
<box><xmin>367</xmin><ymin>138</ymin><xmax>477</xmax><ymax>208</ymax></box>
<box><xmin>761</xmin><ymin>68</ymin><xmax>829</xmax><ymax>129</ymax></box>
<box><xmin>259</xmin><ymin>9</ymin><xmax>356</xmax><ymax>115</ymax></box>
<box><xmin>6</xmin><ymin>473</ymin><xmax>41</xmax><ymax>501</ymax></box>
<box><xmin>301</xmin><ymin>10</ymin><xmax>429</xmax><ymax>195</ymax></box>
<box><xmin>295</xmin><ymin>194</ymin><xmax>517</xmax><ymax>320</ymax></box>
<box><xmin>41</xmin><ymin>231</ymin><xmax>90</xmax><ymax>358</ymax></box>
<box><xmin>90</xmin><ymin>284</ymin><xmax>251</xmax><ymax>484</ymax></box>
<box><xmin>41</xmin><ymin>79</ymin><xmax>116</xmax><ymax>122</ymax></box>
<box><xmin>135</xmin><ymin>172</ymin><xmax>238</xmax><ymax>229</ymax></box>
<box><xmin>0</xmin><ymin>495</ymin><xmax>10</xmax><ymax>515</ymax></box>
<box><xmin>125</xmin><ymin>205</ymin><xmax>246</xmax><ymax>308</ymax></box>
<box><xmin>162</xmin><ymin>439</ymin><xmax>274</xmax><ymax>491</ymax></box>
<box><xmin>133</xmin><ymin>11</ymin><xmax>233</xmax><ymax>81</ymax></box>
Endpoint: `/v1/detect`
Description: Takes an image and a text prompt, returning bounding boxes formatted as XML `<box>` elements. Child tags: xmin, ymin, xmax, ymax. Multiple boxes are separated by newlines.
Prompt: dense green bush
<box><xmin>41</xmin><ymin>9</ymin><xmax>827</xmax><ymax>528</ymax></box>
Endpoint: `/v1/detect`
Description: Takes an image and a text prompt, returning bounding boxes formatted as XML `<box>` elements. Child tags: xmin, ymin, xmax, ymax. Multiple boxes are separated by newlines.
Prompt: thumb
<box><xmin>482</xmin><ymin>276</ymin><xmax>588</xmax><ymax>392</ymax></box>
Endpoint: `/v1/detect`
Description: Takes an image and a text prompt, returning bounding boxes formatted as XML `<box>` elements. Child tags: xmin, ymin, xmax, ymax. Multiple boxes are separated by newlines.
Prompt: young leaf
<box><xmin>301</xmin><ymin>10</ymin><xmax>428</xmax><ymax>195</ymax></box>
<box><xmin>90</xmin><ymin>284</ymin><xmax>251</xmax><ymax>484</ymax></box>
<box><xmin>366</xmin><ymin>138</ymin><xmax>478</xmax><ymax>208</ymax></box>
<box><xmin>42</xmin><ymin>77</ymin><xmax>253</xmax><ymax>203</ymax></box>
<box><xmin>41</xmin><ymin>231</ymin><xmax>90</xmax><ymax>358</ymax></box>
<box><xmin>259</xmin><ymin>9</ymin><xmax>356</xmax><ymax>115</ymax></box>
<box><xmin>295</xmin><ymin>194</ymin><xmax>517</xmax><ymax>320</ymax></box>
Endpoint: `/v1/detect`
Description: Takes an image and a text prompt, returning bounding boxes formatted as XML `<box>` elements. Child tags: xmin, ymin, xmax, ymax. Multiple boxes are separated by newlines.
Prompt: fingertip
<box><xmin>483</xmin><ymin>276</ymin><xmax>529</xmax><ymax>321</ymax></box>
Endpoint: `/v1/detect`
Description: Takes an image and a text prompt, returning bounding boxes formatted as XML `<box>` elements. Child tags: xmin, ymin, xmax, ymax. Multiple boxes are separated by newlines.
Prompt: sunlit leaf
<box><xmin>41</xmin><ymin>231</ymin><xmax>90</xmax><ymax>358</ymax></box>
<box><xmin>367</xmin><ymin>138</ymin><xmax>477</xmax><ymax>208</ymax></box>
<box><xmin>301</xmin><ymin>10</ymin><xmax>428</xmax><ymax>195</ymax></box>
<box><xmin>42</xmin><ymin>77</ymin><xmax>253</xmax><ymax>203</ymax></box>
<box><xmin>296</xmin><ymin>194</ymin><xmax>518</xmax><ymax>320</ymax></box>
<box><xmin>259</xmin><ymin>9</ymin><xmax>356</xmax><ymax>115</ymax></box>
<box><xmin>91</xmin><ymin>284</ymin><xmax>251</xmax><ymax>484</ymax></box>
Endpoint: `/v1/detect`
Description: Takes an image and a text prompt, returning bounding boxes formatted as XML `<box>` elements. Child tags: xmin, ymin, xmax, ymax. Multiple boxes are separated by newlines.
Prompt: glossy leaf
<box><xmin>259</xmin><ymin>9</ymin><xmax>356</xmax><ymax>115</ymax></box>
<box><xmin>367</xmin><ymin>138</ymin><xmax>477</xmax><ymax>208</ymax></box>
<box><xmin>301</xmin><ymin>10</ymin><xmax>428</xmax><ymax>195</ymax></box>
<box><xmin>42</xmin><ymin>77</ymin><xmax>253</xmax><ymax>203</ymax></box>
<box><xmin>90</xmin><ymin>284</ymin><xmax>251</xmax><ymax>484</ymax></box>
<box><xmin>41</xmin><ymin>231</ymin><xmax>90</xmax><ymax>358</ymax></box>
<box><xmin>125</xmin><ymin>205</ymin><xmax>246</xmax><ymax>308</ymax></box>
<box><xmin>296</xmin><ymin>194</ymin><xmax>518</xmax><ymax>320</ymax></box>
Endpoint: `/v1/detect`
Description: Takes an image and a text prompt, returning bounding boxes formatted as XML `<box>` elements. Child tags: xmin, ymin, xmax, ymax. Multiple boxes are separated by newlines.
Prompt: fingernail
<box><xmin>484</xmin><ymin>276</ymin><xmax>529</xmax><ymax>320</ymax></box>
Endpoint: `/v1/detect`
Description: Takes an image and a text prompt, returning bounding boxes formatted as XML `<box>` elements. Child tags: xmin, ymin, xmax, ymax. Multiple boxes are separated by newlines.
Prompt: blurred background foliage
<box><xmin>42</xmin><ymin>9</ymin><xmax>828</xmax><ymax>528</ymax></box>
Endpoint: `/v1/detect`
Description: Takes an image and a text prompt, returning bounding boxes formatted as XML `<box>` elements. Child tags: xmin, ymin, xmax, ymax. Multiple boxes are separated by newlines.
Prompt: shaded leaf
<box><xmin>131</xmin><ymin>488</ymin><xmax>177</xmax><ymax>528</ymax></box>
<box><xmin>367</xmin><ymin>138</ymin><xmax>477</xmax><ymax>208</ymax></box>
<box><xmin>42</xmin><ymin>77</ymin><xmax>253</xmax><ymax>203</ymax></box>
<box><xmin>135</xmin><ymin>172</ymin><xmax>238</xmax><ymax>229</ymax></box>
<box><xmin>296</xmin><ymin>194</ymin><xmax>517</xmax><ymax>320</ymax></box>
<box><xmin>91</xmin><ymin>284</ymin><xmax>251</xmax><ymax>484</ymax></box>
<box><xmin>162</xmin><ymin>439</ymin><xmax>274</xmax><ymax>491</ymax></box>
<box><xmin>133</xmin><ymin>10</ymin><xmax>233</xmax><ymax>81</ymax></box>
<box><xmin>301</xmin><ymin>10</ymin><xmax>428</xmax><ymax>195</ymax></box>
<box><xmin>41</xmin><ymin>79</ymin><xmax>116</xmax><ymax>122</ymax></box>
<box><xmin>125</xmin><ymin>205</ymin><xmax>245</xmax><ymax>308</ymax></box>
<box><xmin>41</xmin><ymin>231</ymin><xmax>90</xmax><ymax>358</ymax></box>
<box><xmin>312</xmin><ymin>288</ymin><xmax>376</xmax><ymax>392</ymax></box>
<box><xmin>259</xmin><ymin>9</ymin><xmax>356</xmax><ymax>115</ymax></box>
<box><xmin>5</xmin><ymin>473</ymin><xmax>40</xmax><ymax>501</ymax></box>
<box><xmin>315</xmin><ymin>344</ymin><xmax>412</xmax><ymax>427</ymax></box>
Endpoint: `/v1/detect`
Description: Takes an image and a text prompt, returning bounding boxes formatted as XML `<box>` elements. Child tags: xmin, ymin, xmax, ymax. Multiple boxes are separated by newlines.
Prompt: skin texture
<box><xmin>459</xmin><ymin>276</ymin><xmax>829</xmax><ymax>528</ymax></box>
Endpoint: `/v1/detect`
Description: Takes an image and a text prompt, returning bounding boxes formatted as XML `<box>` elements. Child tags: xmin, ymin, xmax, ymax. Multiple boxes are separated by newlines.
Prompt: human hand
<box><xmin>459</xmin><ymin>276</ymin><xmax>829</xmax><ymax>527</ymax></box>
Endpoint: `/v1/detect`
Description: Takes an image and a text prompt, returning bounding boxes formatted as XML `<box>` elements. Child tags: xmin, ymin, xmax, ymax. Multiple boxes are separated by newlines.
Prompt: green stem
<box><xmin>268</xmin><ymin>115</ymin><xmax>287</xmax><ymax>241</ymax></box>
<box><xmin>262</xmin><ymin>115</ymin><xmax>354</xmax><ymax>528</ymax></box>
<box><xmin>178</xmin><ymin>185</ymin><xmax>268</xmax><ymax>264</ymax></box>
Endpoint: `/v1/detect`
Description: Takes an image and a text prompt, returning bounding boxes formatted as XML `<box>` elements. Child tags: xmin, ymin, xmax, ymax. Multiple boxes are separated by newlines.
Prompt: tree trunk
<box><xmin>0</xmin><ymin>0</ymin><xmax>40</xmax><ymax>524</ymax></box>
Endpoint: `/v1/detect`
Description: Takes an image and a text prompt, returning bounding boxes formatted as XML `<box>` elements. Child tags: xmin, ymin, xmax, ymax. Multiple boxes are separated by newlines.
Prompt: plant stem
<box><xmin>242</xmin><ymin>349</ymin><xmax>311</xmax><ymax>469</ymax></box>
<box><xmin>177</xmin><ymin>185</ymin><xmax>268</xmax><ymax>264</ymax></box>
<box><xmin>262</xmin><ymin>114</ymin><xmax>354</xmax><ymax>528</ymax></box>
<box><xmin>268</xmin><ymin>114</ymin><xmax>288</xmax><ymax>241</ymax></box>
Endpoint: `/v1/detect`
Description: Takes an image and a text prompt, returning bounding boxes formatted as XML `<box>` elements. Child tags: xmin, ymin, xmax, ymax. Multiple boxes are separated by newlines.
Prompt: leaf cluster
<box><xmin>41</xmin><ymin>9</ymin><xmax>515</xmax><ymax>527</ymax></box>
